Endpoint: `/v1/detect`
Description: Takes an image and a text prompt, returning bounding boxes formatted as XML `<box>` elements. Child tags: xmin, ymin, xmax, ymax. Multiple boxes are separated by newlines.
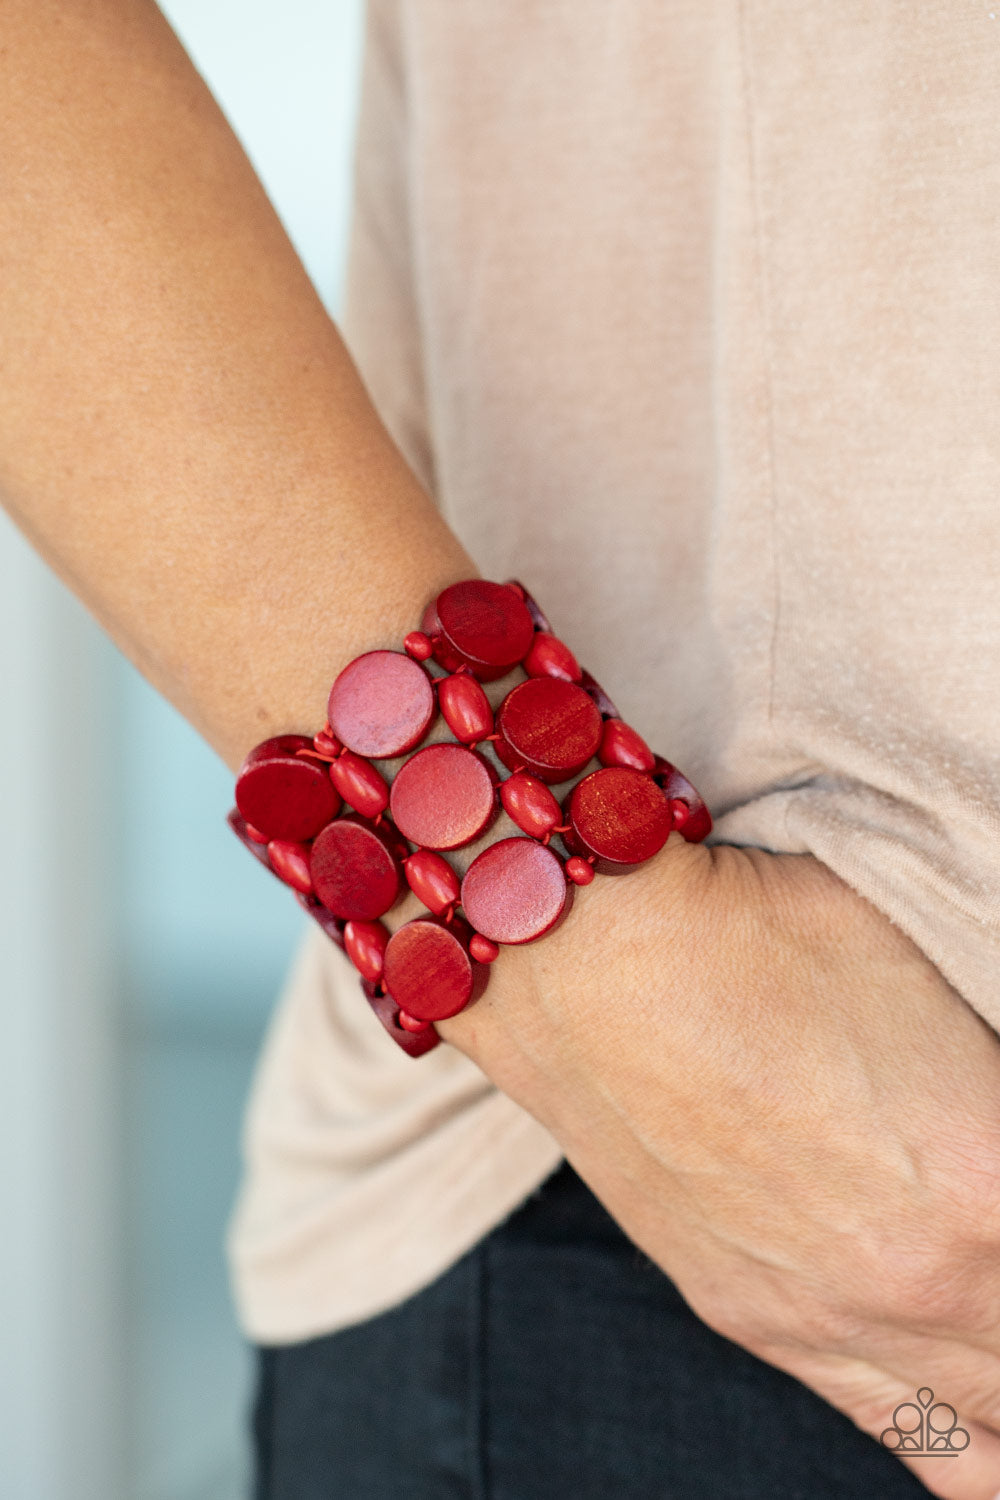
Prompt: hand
<box><xmin>441</xmin><ymin>839</ymin><xmax>1000</xmax><ymax>1498</ymax></box>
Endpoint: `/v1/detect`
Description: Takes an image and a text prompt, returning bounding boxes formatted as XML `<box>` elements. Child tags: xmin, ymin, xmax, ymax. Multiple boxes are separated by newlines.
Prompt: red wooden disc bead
<box><xmin>460</xmin><ymin>837</ymin><xmax>570</xmax><ymax>945</ymax></box>
<box><xmin>499</xmin><ymin>770</ymin><xmax>562</xmax><ymax>840</ymax></box>
<box><xmin>524</xmin><ymin>631</ymin><xmax>582</xmax><ymax>683</ymax></box>
<box><xmin>235</xmin><ymin>735</ymin><xmax>341</xmax><ymax>842</ymax></box>
<box><xmin>343</xmin><ymin>918</ymin><xmax>390</xmax><ymax>983</ymax></box>
<box><xmin>329</xmin><ymin>750</ymin><xmax>389</xmax><ymax>820</ymax></box>
<box><xmin>403</xmin><ymin>848</ymin><xmax>461</xmax><ymax>916</ymax></box>
<box><xmin>598</xmin><ymin>718</ymin><xmax>656</xmax><ymax>773</ymax></box>
<box><xmin>565</xmin><ymin>766</ymin><xmax>673</xmax><ymax>872</ymax></box>
<box><xmin>310</xmin><ymin>814</ymin><xmax>402</xmax><ymax>921</ymax></box>
<box><xmin>327</xmin><ymin>650</ymin><xmax>435</xmax><ymax>759</ymax></box>
<box><xmin>382</xmin><ymin>915</ymin><xmax>481</xmax><ymax>1021</ymax></box>
<box><xmin>437</xmin><ymin>672</ymin><xmax>494</xmax><ymax>744</ymax></box>
<box><xmin>389</xmin><ymin>743</ymin><xmax>498</xmax><ymax>850</ymax></box>
<box><xmin>494</xmin><ymin>678</ymin><xmax>602</xmax><ymax>784</ymax></box>
<box><xmin>427</xmin><ymin>579</ymin><xmax>535</xmax><ymax>680</ymax></box>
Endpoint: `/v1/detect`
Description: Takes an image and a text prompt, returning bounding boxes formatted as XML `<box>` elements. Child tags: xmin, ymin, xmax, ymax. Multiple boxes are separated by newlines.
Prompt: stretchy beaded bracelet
<box><xmin>228</xmin><ymin>579</ymin><xmax>711</xmax><ymax>1057</ymax></box>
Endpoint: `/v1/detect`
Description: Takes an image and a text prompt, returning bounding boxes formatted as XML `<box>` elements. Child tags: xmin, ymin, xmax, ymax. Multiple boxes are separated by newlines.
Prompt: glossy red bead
<box><xmin>235</xmin><ymin>735</ymin><xmax>341</xmax><ymax>842</ymax></box>
<box><xmin>565</xmin><ymin>856</ymin><xmax>595</xmax><ymax>886</ymax></box>
<box><xmin>389</xmin><ymin>743</ymin><xmax>498</xmax><ymax>850</ymax></box>
<box><xmin>432</xmin><ymin>579</ymin><xmax>535</xmax><ymax>680</ymax></box>
<box><xmin>565</xmin><ymin>766</ymin><xmax>673</xmax><ymax>871</ymax></box>
<box><xmin>523</xmin><ymin>631</ymin><xmax>583</xmax><ymax>683</ymax></box>
<box><xmin>312</xmin><ymin>726</ymin><xmax>342</xmax><ymax>759</ymax></box>
<box><xmin>343</xmin><ymin>918</ymin><xmax>390</xmax><ymax>982</ymax></box>
<box><xmin>437</xmin><ymin>672</ymin><xmax>494</xmax><ymax>744</ymax></box>
<box><xmin>652</xmin><ymin>756</ymin><xmax>713</xmax><ymax>843</ymax></box>
<box><xmin>397</xmin><ymin>1009</ymin><xmax>433</xmax><ymax>1034</ymax></box>
<box><xmin>310</xmin><ymin>814</ymin><xmax>402</xmax><ymax>921</ymax></box>
<box><xmin>329</xmin><ymin>750</ymin><xmax>390</xmax><ymax>819</ymax></box>
<box><xmin>461</xmin><ymin>837</ymin><xmax>570</xmax><ymax>945</ymax></box>
<box><xmin>362</xmin><ymin>987</ymin><xmax>440</xmax><ymax>1057</ymax></box>
<box><xmin>327</xmin><ymin>650</ymin><xmax>435</xmax><ymax>759</ymax></box>
<box><xmin>403</xmin><ymin>848</ymin><xmax>461</xmax><ymax>916</ymax></box>
<box><xmin>494</xmin><ymin>678</ymin><xmax>603</xmax><ymax>784</ymax></box>
<box><xmin>598</xmin><ymin>718</ymin><xmax>656</xmax><ymax>772</ymax></box>
<box><xmin>266</xmin><ymin>839</ymin><xmax>314</xmax><ymax>894</ymax></box>
<box><xmin>469</xmin><ymin>933</ymin><xmax>500</xmax><ymax>963</ymax></box>
<box><xmin>244</xmin><ymin>822</ymin><xmax>269</xmax><ymax>844</ymax></box>
<box><xmin>403</xmin><ymin>630</ymin><xmax>434</xmax><ymax>661</ymax></box>
<box><xmin>499</xmin><ymin>771</ymin><xmax>562</xmax><ymax>840</ymax></box>
<box><xmin>382</xmin><ymin>915</ymin><xmax>481</xmax><ymax>1021</ymax></box>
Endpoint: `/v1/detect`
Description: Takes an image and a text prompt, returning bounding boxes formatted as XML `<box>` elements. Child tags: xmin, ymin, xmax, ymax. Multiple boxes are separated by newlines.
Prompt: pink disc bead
<box><xmin>565</xmin><ymin>856</ymin><xmax>595</xmax><ymax>886</ymax></box>
<box><xmin>469</xmin><ymin>933</ymin><xmax>500</xmax><ymax>963</ymax></box>
<box><xmin>310</xmin><ymin>814</ymin><xmax>402</xmax><ymax>921</ymax></box>
<box><xmin>329</xmin><ymin>750</ymin><xmax>390</xmax><ymax>820</ymax></box>
<box><xmin>499</xmin><ymin>770</ymin><xmax>562</xmax><ymax>840</ymax></box>
<box><xmin>461</xmin><ymin>837</ymin><xmax>570</xmax><ymax>945</ymax></box>
<box><xmin>266</xmin><ymin>839</ymin><xmax>314</xmax><ymax>895</ymax></box>
<box><xmin>437</xmin><ymin>672</ymin><xmax>494</xmax><ymax>744</ymax></box>
<box><xmin>598</xmin><ymin>718</ymin><xmax>656</xmax><ymax>773</ymax></box>
<box><xmin>382</xmin><ymin>915</ymin><xmax>482</xmax><ymax>1021</ymax></box>
<box><xmin>429</xmin><ymin>579</ymin><xmax>535</xmax><ymax>680</ymax></box>
<box><xmin>523</xmin><ymin>631</ymin><xmax>583</xmax><ymax>683</ymax></box>
<box><xmin>343</xmin><ymin>918</ymin><xmax>390</xmax><ymax>983</ymax></box>
<box><xmin>403</xmin><ymin>848</ymin><xmax>461</xmax><ymax>916</ymax></box>
<box><xmin>403</xmin><ymin>630</ymin><xmax>434</xmax><ymax>662</ymax></box>
<box><xmin>390</xmin><ymin>743</ymin><xmax>498</xmax><ymax>850</ymax></box>
<box><xmin>327</xmin><ymin>649</ymin><xmax>436</xmax><ymax>759</ymax></box>
<box><xmin>235</xmin><ymin>735</ymin><xmax>341</xmax><ymax>842</ymax></box>
<box><xmin>494</xmin><ymin>677</ymin><xmax>603</xmax><ymax>784</ymax></box>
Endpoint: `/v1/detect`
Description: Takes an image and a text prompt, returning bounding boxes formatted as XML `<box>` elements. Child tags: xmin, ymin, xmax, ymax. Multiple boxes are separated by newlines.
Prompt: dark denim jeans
<box><xmin>252</xmin><ymin>1163</ymin><xmax>927</xmax><ymax>1499</ymax></box>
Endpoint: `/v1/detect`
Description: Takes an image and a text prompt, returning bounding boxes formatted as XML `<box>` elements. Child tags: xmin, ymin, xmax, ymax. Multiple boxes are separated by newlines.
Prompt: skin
<box><xmin>2</xmin><ymin>4</ymin><xmax>998</xmax><ymax>1494</ymax></box>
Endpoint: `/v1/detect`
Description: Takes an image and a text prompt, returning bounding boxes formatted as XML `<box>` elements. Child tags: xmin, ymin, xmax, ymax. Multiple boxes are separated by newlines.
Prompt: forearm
<box><xmin>0</xmin><ymin>0</ymin><xmax>470</xmax><ymax>767</ymax></box>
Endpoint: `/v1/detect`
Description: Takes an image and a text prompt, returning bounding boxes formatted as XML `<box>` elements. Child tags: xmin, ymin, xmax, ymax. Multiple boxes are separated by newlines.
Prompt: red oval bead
<box><xmin>403</xmin><ymin>630</ymin><xmax>434</xmax><ymax>661</ymax></box>
<box><xmin>235</xmin><ymin>735</ymin><xmax>341</xmax><ymax>842</ymax></box>
<box><xmin>469</xmin><ymin>933</ymin><xmax>500</xmax><ymax>963</ymax></box>
<box><xmin>403</xmin><ymin>848</ymin><xmax>461</xmax><ymax>916</ymax></box>
<box><xmin>310</xmin><ymin>815</ymin><xmax>402</xmax><ymax>920</ymax></box>
<box><xmin>329</xmin><ymin>750</ymin><xmax>390</xmax><ymax>819</ymax></box>
<box><xmin>652</xmin><ymin>756</ymin><xmax>713</xmax><ymax>843</ymax></box>
<box><xmin>565</xmin><ymin>855</ymin><xmax>595</xmax><ymax>886</ymax></box>
<box><xmin>460</xmin><ymin>838</ymin><xmax>570</xmax><ymax>945</ymax></box>
<box><xmin>343</xmin><ymin>918</ymin><xmax>390</xmax><ymax>982</ymax></box>
<box><xmin>499</xmin><ymin>771</ymin><xmax>562</xmax><ymax>840</ymax></box>
<box><xmin>312</xmin><ymin>726</ymin><xmax>342</xmax><ymax>759</ymax></box>
<box><xmin>523</xmin><ymin>631</ymin><xmax>583</xmax><ymax>683</ymax></box>
<box><xmin>433</xmin><ymin>579</ymin><xmax>535</xmax><ymax>680</ymax></box>
<box><xmin>397</xmin><ymin>1009</ymin><xmax>433</xmax><ymax>1033</ymax></box>
<box><xmin>266</xmin><ymin>838</ymin><xmax>314</xmax><ymax>894</ymax></box>
<box><xmin>327</xmin><ymin>650</ymin><xmax>436</xmax><ymax>759</ymax></box>
<box><xmin>362</xmin><ymin>988</ymin><xmax>440</xmax><ymax>1057</ymax></box>
<box><xmin>598</xmin><ymin>718</ymin><xmax>656</xmax><ymax>773</ymax></box>
<box><xmin>389</xmin><ymin>743</ymin><xmax>498</xmax><ymax>850</ymax></box>
<box><xmin>565</xmin><ymin>766</ymin><xmax>673</xmax><ymax>870</ymax></box>
<box><xmin>382</xmin><ymin>915</ymin><xmax>480</xmax><ymax>1021</ymax></box>
<box><xmin>437</xmin><ymin>672</ymin><xmax>494</xmax><ymax>744</ymax></box>
<box><xmin>494</xmin><ymin>678</ymin><xmax>603</xmax><ymax>784</ymax></box>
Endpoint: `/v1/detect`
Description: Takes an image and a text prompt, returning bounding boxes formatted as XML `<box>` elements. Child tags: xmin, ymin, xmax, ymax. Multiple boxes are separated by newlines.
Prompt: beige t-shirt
<box><xmin>228</xmin><ymin>0</ymin><xmax>1000</xmax><ymax>1343</ymax></box>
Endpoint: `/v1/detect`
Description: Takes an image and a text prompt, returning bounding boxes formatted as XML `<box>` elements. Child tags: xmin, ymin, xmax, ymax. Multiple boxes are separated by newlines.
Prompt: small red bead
<box><xmin>565</xmin><ymin>856</ymin><xmax>595</xmax><ymax>886</ymax></box>
<box><xmin>403</xmin><ymin>848</ymin><xmax>461</xmax><ymax>916</ymax></box>
<box><xmin>437</xmin><ymin>672</ymin><xmax>495</xmax><ymax>744</ymax></box>
<box><xmin>461</xmin><ymin>838</ymin><xmax>570</xmax><ymax>945</ymax></box>
<box><xmin>469</xmin><ymin>933</ymin><xmax>500</xmax><ymax>963</ymax></box>
<box><xmin>383</xmin><ymin>915</ymin><xmax>482</xmax><ymax>1021</ymax></box>
<box><xmin>403</xmin><ymin>630</ymin><xmax>434</xmax><ymax>661</ymax></box>
<box><xmin>310</xmin><ymin>815</ymin><xmax>402</xmax><ymax>921</ymax></box>
<box><xmin>312</xmin><ymin>726</ymin><xmax>342</xmax><ymax>759</ymax></box>
<box><xmin>397</xmin><ymin>1009</ymin><xmax>432</xmax><ymax>1034</ymax></box>
<box><xmin>329</xmin><ymin>750</ymin><xmax>390</xmax><ymax>819</ymax></box>
<box><xmin>565</xmin><ymin>766</ymin><xmax>673</xmax><ymax>871</ymax></box>
<box><xmin>244</xmin><ymin>822</ymin><xmax>269</xmax><ymax>844</ymax></box>
<box><xmin>236</xmin><ymin>735</ymin><xmax>341</xmax><ymax>842</ymax></box>
<box><xmin>432</xmin><ymin>579</ymin><xmax>535</xmax><ymax>680</ymax></box>
<box><xmin>524</xmin><ymin>631</ymin><xmax>583</xmax><ymax>683</ymax></box>
<box><xmin>343</xmin><ymin>918</ymin><xmax>390</xmax><ymax>982</ymax></box>
<box><xmin>266</xmin><ymin>839</ymin><xmax>314</xmax><ymax>894</ymax></box>
<box><xmin>494</xmin><ymin>678</ymin><xmax>603</xmax><ymax>784</ymax></box>
<box><xmin>598</xmin><ymin>718</ymin><xmax>656</xmax><ymax>773</ymax></box>
<box><xmin>499</xmin><ymin>771</ymin><xmax>562</xmax><ymax>840</ymax></box>
<box><xmin>328</xmin><ymin>650</ymin><xmax>436</xmax><ymax>759</ymax></box>
<box><xmin>390</xmin><ymin>743</ymin><xmax>498</xmax><ymax>850</ymax></box>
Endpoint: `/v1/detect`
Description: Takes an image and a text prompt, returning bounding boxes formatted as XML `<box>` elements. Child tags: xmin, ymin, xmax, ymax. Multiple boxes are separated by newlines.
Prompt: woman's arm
<box><xmin>0</xmin><ymin>0</ymin><xmax>470</xmax><ymax>768</ymax></box>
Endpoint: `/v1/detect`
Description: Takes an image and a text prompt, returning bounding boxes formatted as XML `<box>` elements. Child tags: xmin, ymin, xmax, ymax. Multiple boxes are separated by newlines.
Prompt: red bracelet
<box><xmin>228</xmin><ymin>579</ymin><xmax>711</xmax><ymax>1057</ymax></box>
